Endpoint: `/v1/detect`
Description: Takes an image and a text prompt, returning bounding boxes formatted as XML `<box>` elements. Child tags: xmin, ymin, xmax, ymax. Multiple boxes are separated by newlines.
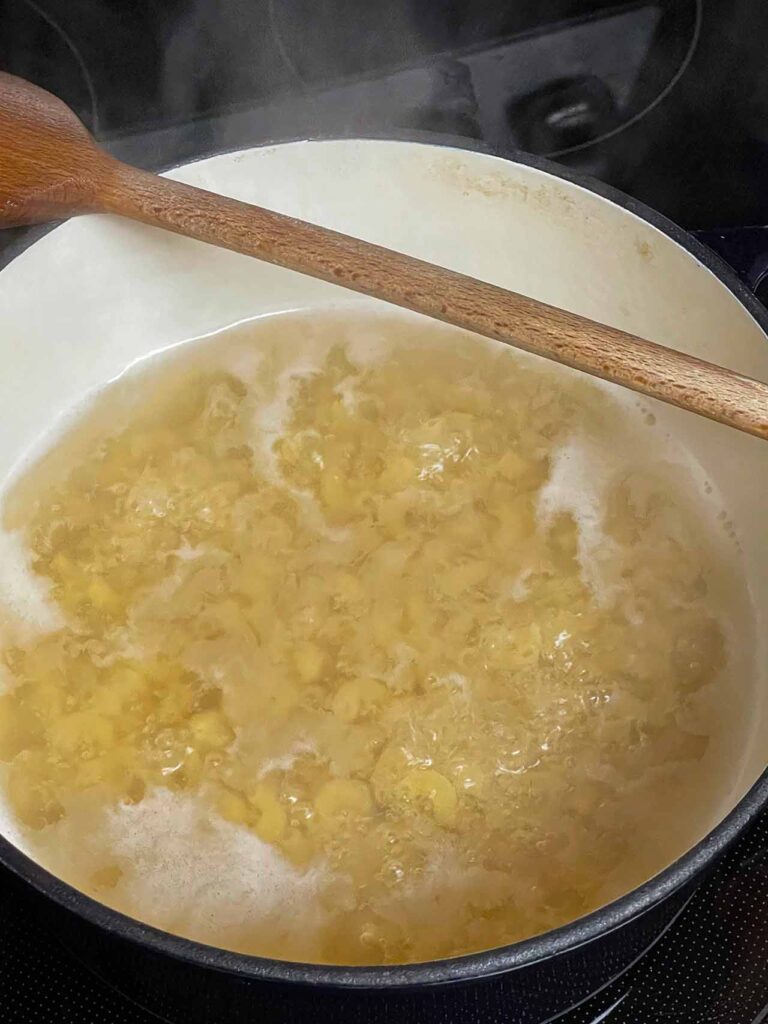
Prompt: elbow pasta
<box><xmin>0</xmin><ymin>312</ymin><xmax>740</xmax><ymax>965</ymax></box>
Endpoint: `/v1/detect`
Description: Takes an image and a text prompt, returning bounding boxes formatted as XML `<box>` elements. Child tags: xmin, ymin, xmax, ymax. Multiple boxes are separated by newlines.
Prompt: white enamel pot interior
<box><xmin>0</xmin><ymin>138</ymin><xmax>766</xmax><ymax>985</ymax></box>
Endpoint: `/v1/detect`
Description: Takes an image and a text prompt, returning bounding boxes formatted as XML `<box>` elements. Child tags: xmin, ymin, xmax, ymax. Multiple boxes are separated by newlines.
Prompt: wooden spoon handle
<box><xmin>97</xmin><ymin>161</ymin><xmax>768</xmax><ymax>440</ymax></box>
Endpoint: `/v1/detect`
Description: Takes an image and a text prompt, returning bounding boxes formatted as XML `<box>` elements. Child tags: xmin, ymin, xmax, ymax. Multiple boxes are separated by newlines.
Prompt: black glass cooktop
<box><xmin>1</xmin><ymin>807</ymin><xmax>768</xmax><ymax>1024</ymax></box>
<box><xmin>3</xmin><ymin>0</ymin><xmax>768</xmax><ymax>230</ymax></box>
<box><xmin>1</xmin><ymin>2</ymin><xmax>767</xmax><ymax>1021</ymax></box>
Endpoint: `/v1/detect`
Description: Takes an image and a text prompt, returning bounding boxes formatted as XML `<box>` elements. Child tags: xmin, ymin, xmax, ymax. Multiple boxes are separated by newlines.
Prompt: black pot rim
<box><xmin>1</xmin><ymin>130</ymin><xmax>767</xmax><ymax>990</ymax></box>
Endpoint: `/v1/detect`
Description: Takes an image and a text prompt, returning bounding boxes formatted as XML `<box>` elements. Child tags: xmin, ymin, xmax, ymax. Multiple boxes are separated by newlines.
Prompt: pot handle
<box><xmin>693</xmin><ymin>226</ymin><xmax>768</xmax><ymax>299</ymax></box>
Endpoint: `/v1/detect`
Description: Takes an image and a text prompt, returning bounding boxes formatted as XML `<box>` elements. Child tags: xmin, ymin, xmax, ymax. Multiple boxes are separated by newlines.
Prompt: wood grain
<box><xmin>0</xmin><ymin>72</ymin><xmax>110</xmax><ymax>226</ymax></box>
<box><xmin>2</xmin><ymin>71</ymin><xmax>768</xmax><ymax>440</ymax></box>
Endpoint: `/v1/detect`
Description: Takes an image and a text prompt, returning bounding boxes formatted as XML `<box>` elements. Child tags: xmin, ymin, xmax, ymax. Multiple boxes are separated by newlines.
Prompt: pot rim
<box><xmin>1</xmin><ymin>131</ymin><xmax>767</xmax><ymax>990</ymax></box>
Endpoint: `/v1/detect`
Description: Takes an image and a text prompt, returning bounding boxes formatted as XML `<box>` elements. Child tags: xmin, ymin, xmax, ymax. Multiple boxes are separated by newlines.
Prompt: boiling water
<box><xmin>0</xmin><ymin>310</ymin><xmax>753</xmax><ymax>965</ymax></box>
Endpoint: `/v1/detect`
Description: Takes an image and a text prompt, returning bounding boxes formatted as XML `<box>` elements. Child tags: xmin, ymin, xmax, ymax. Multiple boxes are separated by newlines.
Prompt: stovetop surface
<box><xmin>3</xmin><ymin>0</ymin><xmax>768</xmax><ymax>230</ymax></box>
<box><xmin>1</xmin><ymin>2</ymin><xmax>767</xmax><ymax>1021</ymax></box>
<box><xmin>2</xmin><ymin>807</ymin><xmax>768</xmax><ymax>1023</ymax></box>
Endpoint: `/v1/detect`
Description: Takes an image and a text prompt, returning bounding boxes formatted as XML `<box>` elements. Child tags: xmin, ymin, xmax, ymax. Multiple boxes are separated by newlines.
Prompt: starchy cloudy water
<box><xmin>0</xmin><ymin>309</ymin><xmax>754</xmax><ymax>964</ymax></box>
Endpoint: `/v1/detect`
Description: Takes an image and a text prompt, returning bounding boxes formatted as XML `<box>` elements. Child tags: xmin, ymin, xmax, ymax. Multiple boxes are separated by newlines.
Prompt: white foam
<box><xmin>433</xmin><ymin>672</ymin><xmax>471</xmax><ymax>698</ymax></box>
<box><xmin>504</xmin><ymin>567</ymin><xmax>533</xmax><ymax>602</ymax></box>
<box><xmin>257</xmin><ymin>738</ymin><xmax>318</xmax><ymax>777</ymax></box>
<box><xmin>251</xmin><ymin>355</ymin><xmax>324</xmax><ymax>478</ymax></box>
<box><xmin>0</xmin><ymin>527</ymin><xmax>64</xmax><ymax>636</ymax></box>
<box><xmin>103</xmin><ymin>788</ymin><xmax>327</xmax><ymax>947</ymax></box>
<box><xmin>221</xmin><ymin>341</ymin><xmax>264</xmax><ymax>386</ymax></box>
<box><xmin>536</xmin><ymin>399</ymin><xmax>745</xmax><ymax>612</ymax></box>
<box><xmin>334</xmin><ymin>375</ymin><xmax>360</xmax><ymax>412</ymax></box>
<box><xmin>0</xmin><ymin>527</ymin><xmax>65</xmax><ymax>845</ymax></box>
<box><xmin>247</xmin><ymin>310</ymin><xmax>399</xmax><ymax>476</ymax></box>
<box><xmin>537</xmin><ymin>434</ymin><xmax>622</xmax><ymax>603</ymax></box>
<box><xmin>340</xmin><ymin>314</ymin><xmax>399</xmax><ymax>367</ymax></box>
<box><xmin>170</xmin><ymin>540</ymin><xmax>208</xmax><ymax>562</ymax></box>
<box><xmin>0</xmin><ymin>766</ymin><xmax>24</xmax><ymax>851</ymax></box>
<box><xmin>245</xmin><ymin>355</ymin><xmax>355</xmax><ymax>543</ymax></box>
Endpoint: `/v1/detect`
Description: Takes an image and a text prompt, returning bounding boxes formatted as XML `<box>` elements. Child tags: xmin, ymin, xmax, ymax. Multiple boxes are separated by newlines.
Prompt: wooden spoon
<box><xmin>1</xmin><ymin>71</ymin><xmax>767</xmax><ymax>440</ymax></box>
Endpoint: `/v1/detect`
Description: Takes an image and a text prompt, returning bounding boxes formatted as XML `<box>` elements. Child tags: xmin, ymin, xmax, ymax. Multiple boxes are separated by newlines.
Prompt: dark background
<box><xmin>1</xmin><ymin>0</ymin><xmax>768</xmax><ymax>229</ymax></box>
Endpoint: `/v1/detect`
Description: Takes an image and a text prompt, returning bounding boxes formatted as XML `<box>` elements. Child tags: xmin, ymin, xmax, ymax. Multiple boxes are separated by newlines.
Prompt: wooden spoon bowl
<box><xmin>0</xmin><ymin>71</ymin><xmax>111</xmax><ymax>226</ymax></box>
